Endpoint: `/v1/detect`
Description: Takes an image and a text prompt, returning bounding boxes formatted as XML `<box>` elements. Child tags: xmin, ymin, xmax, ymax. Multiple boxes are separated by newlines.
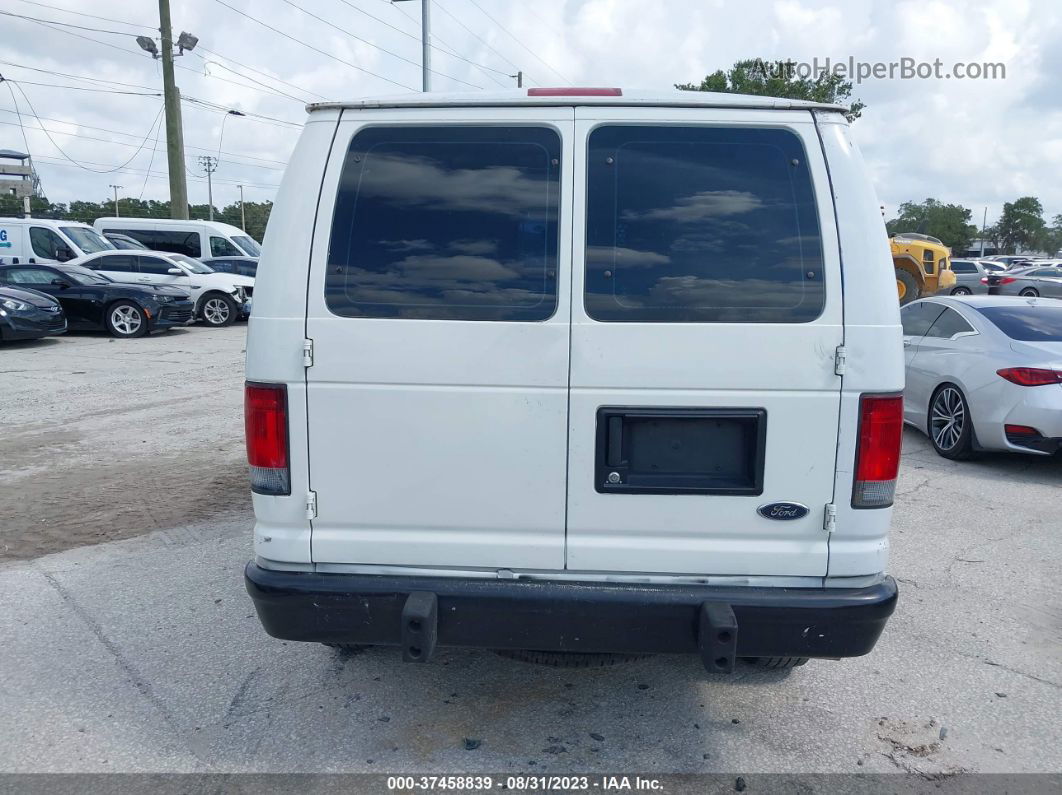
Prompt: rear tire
<box><xmin>199</xmin><ymin>292</ymin><xmax>237</xmax><ymax>327</ymax></box>
<box><xmin>743</xmin><ymin>657</ymin><xmax>809</xmax><ymax>669</ymax></box>
<box><xmin>494</xmin><ymin>649</ymin><xmax>649</xmax><ymax>667</ymax></box>
<box><xmin>1019</xmin><ymin>287</ymin><xmax>1039</xmax><ymax>297</ymax></box>
<box><xmin>105</xmin><ymin>301</ymin><xmax>148</xmax><ymax>338</ymax></box>
<box><xmin>896</xmin><ymin>269</ymin><xmax>921</xmax><ymax>305</ymax></box>
<box><xmin>929</xmin><ymin>384</ymin><xmax>975</xmax><ymax>460</ymax></box>
<box><xmin>951</xmin><ymin>286</ymin><xmax>972</xmax><ymax>295</ymax></box>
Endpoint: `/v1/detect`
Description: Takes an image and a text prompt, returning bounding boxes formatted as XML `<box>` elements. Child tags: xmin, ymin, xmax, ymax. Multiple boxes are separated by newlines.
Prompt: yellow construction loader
<box><xmin>890</xmin><ymin>233</ymin><xmax>956</xmax><ymax>304</ymax></box>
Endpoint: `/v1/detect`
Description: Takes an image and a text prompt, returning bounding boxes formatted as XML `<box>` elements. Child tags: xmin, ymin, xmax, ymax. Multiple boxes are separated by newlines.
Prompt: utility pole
<box><xmin>158</xmin><ymin>0</ymin><xmax>188</xmax><ymax>219</ymax></box>
<box><xmin>238</xmin><ymin>184</ymin><xmax>246</xmax><ymax>231</ymax></box>
<box><xmin>198</xmin><ymin>156</ymin><xmax>218</xmax><ymax>221</ymax></box>
<box><xmin>109</xmin><ymin>184</ymin><xmax>122</xmax><ymax>217</ymax></box>
<box><xmin>138</xmin><ymin>3</ymin><xmax>198</xmax><ymax>219</ymax></box>
<box><xmin>511</xmin><ymin>71</ymin><xmax>523</xmax><ymax>88</ymax></box>
<box><xmin>980</xmin><ymin>207</ymin><xmax>988</xmax><ymax>257</ymax></box>
<box><xmin>395</xmin><ymin>0</ymin><xmax>430</xmax><ymax>91</ymax></box>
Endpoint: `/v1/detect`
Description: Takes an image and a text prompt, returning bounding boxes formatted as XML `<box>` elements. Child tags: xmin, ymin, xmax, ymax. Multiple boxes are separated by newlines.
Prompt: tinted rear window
<box><xmin>325</xmin><ymin>125</ymin><xmax>560</xmax><ymax>321</ymax></box>
<box><xmin>585</xmin><ymin>125</ymin><xmax>825</xmax><ymax>323</ymax></box>
<box><xmin>103</xmin><ymin>228</ymin><xmax>201</xmax><ymax>258</ymax></box>
<box><xmin>976</xmin><ymin>305</ymin><xmax>1062</xmax><ymax>342</ymax></box>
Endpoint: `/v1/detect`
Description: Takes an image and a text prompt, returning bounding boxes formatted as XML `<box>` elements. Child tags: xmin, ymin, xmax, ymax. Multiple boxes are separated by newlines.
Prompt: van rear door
<box><xmin>305</xmin><ymin>109</ymin><xmax>574</xmax><ymax>570</ymax></box>
<box><xmin>566</xmin><ymin>107</ymin><xmax>843</xmax><ymax>576</ymax></box>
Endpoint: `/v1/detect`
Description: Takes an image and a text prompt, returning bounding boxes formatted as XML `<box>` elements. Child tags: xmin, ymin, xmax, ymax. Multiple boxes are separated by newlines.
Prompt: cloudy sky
<box><xmin>2</xmin><ymin>0</ymin><xmax>1060</xmax><ymax>229</ymax></box>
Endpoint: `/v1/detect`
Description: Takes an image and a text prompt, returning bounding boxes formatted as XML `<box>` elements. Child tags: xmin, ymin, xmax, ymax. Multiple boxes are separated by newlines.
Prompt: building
<box><xmin>0</xmin><ymin>150</ymin><xmax>39</xmax><ymax>199</ymax></box>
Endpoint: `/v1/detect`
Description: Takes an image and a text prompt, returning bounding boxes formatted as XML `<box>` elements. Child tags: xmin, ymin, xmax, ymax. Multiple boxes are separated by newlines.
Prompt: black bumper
<box><xmin>245</xmin><ymin>563</ymin><xmax>897</xmax><ymax>671</ymax></box>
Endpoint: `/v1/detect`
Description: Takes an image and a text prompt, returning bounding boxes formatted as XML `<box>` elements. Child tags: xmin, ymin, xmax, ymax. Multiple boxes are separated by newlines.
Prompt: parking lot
<box><xmin>1</xmin><ymin>327</ymin><xmax>1060</xmax><ymax>777</ymax></box>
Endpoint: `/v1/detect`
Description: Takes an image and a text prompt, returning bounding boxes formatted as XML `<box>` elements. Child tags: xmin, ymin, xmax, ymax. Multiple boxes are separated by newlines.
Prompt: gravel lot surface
<box><xmin>1</xmin><ymin>327</ymin><xmax>1059</xmax><ymax>777</ymax></box>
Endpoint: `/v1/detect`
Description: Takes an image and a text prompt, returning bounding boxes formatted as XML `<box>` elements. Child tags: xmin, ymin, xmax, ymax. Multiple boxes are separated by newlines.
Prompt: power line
<box><xmin>195</xmin><ymin>46</ymin><xmax>327</xmax><ymax>100</ymax></box>
<box><xmin>5</xmin><ymin>13</ymin><xmax>316</xmax><ymax>109</ymax></box>
<box><xmin>276</xmin><ymin>0</ymin><xmax>483</xmax><ymax>90</ymax></box>
<box><xmin>12</xmin><ymin>0</ymin><xmax>154</xmax><ymax>31</ymax></box>
<box><xmin>2</xmin><ymin>78</ymin><xmax>44</xmax><ymax>194</ymax></box>
<box><xmin>333</xmin><ymin>0</ymin><xmax>511</xmax><ymax>83</ymax></box>
<box><xmin>0</xmin><ymin>59</ymin><xmax>158</xmax><ymax>92</ymax></box>
<box><xmin>139</xmin><ymin>108</ymin><xmax>165</xmax><ymax>199</ymax></box>
<box><xmin>465</xmin><ymin>0</ymin><xmax>571</xmax><ymax>84</ymax></box>
<box><xmin>0</xmin><ymin>9</ymin><xmax>134</xmax><ymax>37</ymax></box>
<box><xmin>7</xmin><ymin>79</ymin><xmax>166</xmax><ymax>174</ymax></box>
<box><xmin>0</xmin><ymin>76</ymin><xmax>160</xmax><ymax>97</ymax></box>
<box><xmin>181</xmin><ymin>95</ymin><xmax>302</xmax><ymax>129</ymax></box>
<box><xmin>211</xmin><ymin>0</ymin><xmax>418</xmax><ymax>92</ymax></box>
<box><xmin>30</xmin><ymin>153</ymin><xmax>280</xmax><ymax>189</ymax></box>
<box><xmin>0</xmin><ymin>108</ymin><xmax>291</xmax><ymax>166</ymax></box>
<box><xmin>0</xmin><ymin>119</ymin><xmax>285</xmax><ymax>171</ymax></box>
<box><xmin>432</xmin><ymin>1</ymin><xmax>524</xmax><ymax>76</ymax></box>
<box><xmin>191</xmin><ymin>58</ymin><xmax>307</xmax><ymax>104</ymax></box>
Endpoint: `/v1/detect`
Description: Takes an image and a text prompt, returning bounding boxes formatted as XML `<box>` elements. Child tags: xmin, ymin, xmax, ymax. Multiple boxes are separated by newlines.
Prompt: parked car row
<box><xmin>0</xmin><ymin>217</ymin><xmax>259</xmax><ymax>342</ymax></box>
<box><xmin>942</xmin><ymin>259</ymin><xmax>1062</xmax><ymax>298</ymax></box>
<box><xmin>0</xmin><ymin>263</ymin><xmax>194</xmax><ymax>340</ymax></box>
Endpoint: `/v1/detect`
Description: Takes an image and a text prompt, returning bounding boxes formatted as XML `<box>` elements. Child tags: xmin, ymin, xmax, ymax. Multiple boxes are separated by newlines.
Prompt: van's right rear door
<box><xmin>566</xmin><ymin>106</ymin><xmax>843</xmax><ymax>577</ymax></box>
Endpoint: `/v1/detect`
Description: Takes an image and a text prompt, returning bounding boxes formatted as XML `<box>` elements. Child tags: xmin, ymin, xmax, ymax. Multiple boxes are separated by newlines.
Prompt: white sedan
<box><xmin>901</xmin><ymin>296</ymin><xmax>1062</xmax><ymax>458</ymax></box>
<box><xmin>69</xmin><ymin>249</ymin><xmax>253</xmax><ymax>327</ymax></box>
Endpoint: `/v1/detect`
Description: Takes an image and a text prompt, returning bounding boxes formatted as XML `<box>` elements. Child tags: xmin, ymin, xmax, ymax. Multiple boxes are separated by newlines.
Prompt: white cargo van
<box><xmin>92</xmin><ymin>218</ymin><xmax>261</xmax><ymax>260</ymax></box>
<box><xmin>0</xmin><ymin>218</ymin><xmax>114</xmax><ymax>264</ymax></box>
<box><xmin>244</xmin><ymin>89</ymin><xmax>903</xmax><ymax>672</ymax></box>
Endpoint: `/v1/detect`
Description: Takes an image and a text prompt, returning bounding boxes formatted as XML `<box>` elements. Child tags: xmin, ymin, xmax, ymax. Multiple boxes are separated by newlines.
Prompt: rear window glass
<box><xmin>950</xmin><ymin>260</ymin><xmax>976</xmax><ymax>274</ymax></box>
<box><xmin>325</xmin><ymin>125</ymin><xmax>560</xmax><ymax>321</ymax></box>
<box><xmin>585</xmin><ymin>125</ymin><xmax>825</xmax><ymax>323</ymax></box>
<box><xmin>104</xmin><ymin>228</ymin><xmax>201</xmax><ymax>258</ymax></box>
<box><xmin>976</xmin><ymin>305</ymin><xmax>1062</xmax><ymax>342</ymax></box>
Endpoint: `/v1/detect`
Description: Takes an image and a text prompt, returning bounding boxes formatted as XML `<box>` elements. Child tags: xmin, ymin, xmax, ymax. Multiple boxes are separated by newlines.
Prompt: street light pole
<box><xmin>198</xmin><ymin>156</ymin><xmax>218</xmax><ymax>221</ymax></box>
<box><xmin>394</xmin><ymin>0</ymin><xmax>430</xmax><ymax>91</ymax></box>
<box><xmin>238</xmin><ymin>184</ymin><xmax>246</xmax><ymax>231</ymax></box>
<box><xmin>109</xmin><ymin>184</ymin><xmax>122</xmax><ymax>217</ymax></box>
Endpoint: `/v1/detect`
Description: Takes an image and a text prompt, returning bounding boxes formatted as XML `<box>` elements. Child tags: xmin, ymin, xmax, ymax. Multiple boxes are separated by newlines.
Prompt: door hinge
<box><xmin>302</xmin><ymin>338</ymin><xmax>314</xmax><ymax>368</ymax></box>
<box><xmin>305</xmin><ymin>490</ymin><xmax>318</xmax><ymax>521</ymax></box>
<box><xmin>823</xmin><ymin>503</ymin><xmax>837</xmax><ymax>534</ymax></box>
<box><xmin>833</xmin><ymin>345</ymin><xmax>847</xmax><ymax>376</ymax></box>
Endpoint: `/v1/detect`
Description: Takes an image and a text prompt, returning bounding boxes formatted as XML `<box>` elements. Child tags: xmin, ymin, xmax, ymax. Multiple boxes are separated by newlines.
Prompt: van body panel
<box><xmin>303</xmin><ymin>107</ymin><xmax>575</xmax><ymax>569</ymax></box>
<box><xmin>565</xmin><ymin>108</ymin><xmax>842</xmax><ymax>576</ymax></box>
<box><xmin>813</xmin><ymin>118</ymin><xmax>903</xmax><ymax>577</ymax></box>
<box><xmin>244</xmin><ymin>118</ymin><xmax>340</xmax><ymax>565</ymax></box>
<box><xmin>250</xmin><ymin>98</ymin><xmax>897</xmax><ymax>587</ymax></box>
<box><xmin>0</xmin><ymin>218</ymin><xmax>111</xmax><ymax>263</ymax></box>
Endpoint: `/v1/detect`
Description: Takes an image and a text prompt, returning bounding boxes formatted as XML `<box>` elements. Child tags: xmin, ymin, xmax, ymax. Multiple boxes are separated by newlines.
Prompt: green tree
<box><xmin>885</xmin><ymin>198</ymin><xmax>977</xmax><ymax>252</ymax></box>
<box><xmin>677</xmin><ymin>58</ymin><xmax>866</xmax><ymax>122</ymax></box>
<box><xmin>995</xmin><ymin>197</ymin><xmax>1045</xmax><ymax>254</ymax></box>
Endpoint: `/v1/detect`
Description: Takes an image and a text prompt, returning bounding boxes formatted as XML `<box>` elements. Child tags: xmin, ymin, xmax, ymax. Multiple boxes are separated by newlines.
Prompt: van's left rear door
<box><xmin>305</xmin><ymin>108</ymin><xmax>575</xmax><ymax>570</ymax></box>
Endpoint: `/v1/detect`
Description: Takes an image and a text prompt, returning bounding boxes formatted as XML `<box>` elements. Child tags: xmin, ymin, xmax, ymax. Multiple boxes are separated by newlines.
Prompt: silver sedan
<box><xmin>901</xmin><ymin>296</ymin><xmax>1062</xmax><ymax>459</ymax></box>
<box><xmin>984</xmin><ymin>266</ymin><xmax>1062</xmax><ymax>298</ymax></box>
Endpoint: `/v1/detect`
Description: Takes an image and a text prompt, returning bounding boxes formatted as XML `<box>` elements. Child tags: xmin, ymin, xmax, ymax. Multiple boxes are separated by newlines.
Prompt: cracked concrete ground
<box><xmin>0</xmin><ymin>328</ymin><xmax>1059</xmax><ymax>775</ymax></box>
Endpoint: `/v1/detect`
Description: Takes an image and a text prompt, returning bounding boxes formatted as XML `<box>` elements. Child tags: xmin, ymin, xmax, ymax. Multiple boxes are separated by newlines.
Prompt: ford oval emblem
<box><xmin>758</xmin><ymin>502</ymin><xmax>809</xmax><ymax>521</ymax></box>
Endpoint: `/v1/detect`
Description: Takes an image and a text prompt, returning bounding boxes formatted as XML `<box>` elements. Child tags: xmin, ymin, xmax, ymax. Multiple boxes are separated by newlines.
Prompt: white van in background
<box><xmin>244</xmin><ymin>88</ymin><xmax>903</xmax><ymax>674</ymax></box>
<box><xmin>0</xmin><ymin>218</ymin><xmax>114</xmax><ymax>264</ymax></box>
<box><xmin>92</xmin><ymin>218</ymin><xmax>261</xmax><ymax>260</ymax></box>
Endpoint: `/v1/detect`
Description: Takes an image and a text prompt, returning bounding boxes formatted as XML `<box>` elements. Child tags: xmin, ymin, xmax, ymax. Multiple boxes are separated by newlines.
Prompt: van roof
<box><xmin>307</xmin><ymin>88</ymin><xmax>848</xmax><ymax>114</ymax></box>
<box><xmin>0</xmin><ymin>217</ymin><xmax>92</xmax><ymax>227</ymax></box>
<box><xmin>94</xmin><ymin>217</ymin><xmax>246</xmax><ymax>235</ymax></box>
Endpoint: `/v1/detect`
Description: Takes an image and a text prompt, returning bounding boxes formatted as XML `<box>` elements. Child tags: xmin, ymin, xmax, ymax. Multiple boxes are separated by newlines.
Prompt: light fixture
<box><xmin>136</xmin><ymin>36</ymin><xmax>159</xmax><ymax>58</ymax></box>
<box><xmin>177</xmin><ymin>32</ymin><xmax>199</xmax><ymax>54</ymax></box>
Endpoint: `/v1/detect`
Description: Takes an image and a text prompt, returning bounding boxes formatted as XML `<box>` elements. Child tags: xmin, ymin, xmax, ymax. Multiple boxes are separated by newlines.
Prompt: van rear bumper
<box><xmin>245</xmin><ymin>563</ymin><xmax>897</xmax><ymax>671</ymax></box>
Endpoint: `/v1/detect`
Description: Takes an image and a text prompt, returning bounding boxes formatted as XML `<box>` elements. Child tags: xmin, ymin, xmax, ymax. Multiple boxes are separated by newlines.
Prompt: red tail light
<box><xmin>245</xmin><ymin>382</ymin><xmax>290</xmax><ymax>495</ymax></box>
<box><xmin>852</xmin><ymin>394</ymin><xmax>904</xmax><ymax>509</ymax></box>
<box><xmin>528</xmin><ymin>87</ymin><xmax>622</xmax><ymax>96</ymax></box>
<box><xmin>980</xmin><ymin>277</ymin><xmax>989</xmax><ymax>284</ymax></box>
<box><xmin>997</xmin><ymin>367</ymin><xmax>1062</xmax><ymax>386</ymax></box>
<box><xmin>1004</xmin><ymin>424</ymin><xmax>1039</xmax><ymax>436</ymax></box>
<box><xmin>998</xmin><ymin>277</ymin><xmax>1016</xmax><ymax>285</ymax></box>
